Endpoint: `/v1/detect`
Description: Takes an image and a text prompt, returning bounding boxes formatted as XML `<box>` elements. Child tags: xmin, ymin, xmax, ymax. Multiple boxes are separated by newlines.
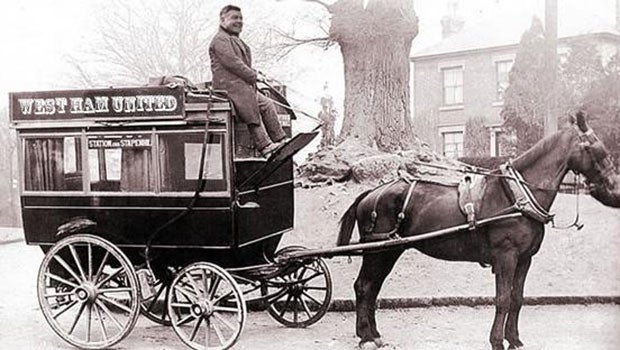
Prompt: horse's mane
<box><xmin>511</xmin><ymin>127</ymin><xmax>574</xmax><ymax>170</ymax></box>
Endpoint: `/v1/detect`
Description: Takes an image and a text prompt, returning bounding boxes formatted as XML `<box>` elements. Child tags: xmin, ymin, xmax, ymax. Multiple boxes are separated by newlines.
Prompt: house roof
<box><xmin>412</xmin><ymin>6</ymin><xmax>620</xmax><ymax>60</ymax></box>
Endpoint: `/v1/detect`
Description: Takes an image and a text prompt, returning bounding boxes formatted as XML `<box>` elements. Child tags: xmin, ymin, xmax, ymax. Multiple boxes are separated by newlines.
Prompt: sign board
<box><xmin>88</xmin><ymin>134</ymin><xmax>152</xmax><ymax>149</ymax></box>
<box><xmin>9</xmin><ymin>86</ymin><xmax>185</xmax><ymax>123</ymax></box>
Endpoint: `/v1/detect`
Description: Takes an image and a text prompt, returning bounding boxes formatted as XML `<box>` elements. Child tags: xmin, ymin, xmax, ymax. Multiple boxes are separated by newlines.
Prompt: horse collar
<box><xmin>500</xmin><ymin>164</ymin><xmax>555</xmax><ymax>224</ymax></box>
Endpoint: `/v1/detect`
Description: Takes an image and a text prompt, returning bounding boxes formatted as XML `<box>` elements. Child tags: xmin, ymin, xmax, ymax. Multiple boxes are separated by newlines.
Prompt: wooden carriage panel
<box><xmin>21</xmin><ymin>196</ymin><xmax>234</xmax><ymax>248</ymax></box>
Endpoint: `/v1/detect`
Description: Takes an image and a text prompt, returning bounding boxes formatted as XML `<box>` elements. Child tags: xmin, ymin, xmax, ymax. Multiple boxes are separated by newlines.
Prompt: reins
<box><xmin>409</xmin><ymin>160</ymin><xmax>560</xmax><ymax>192</ymax></box>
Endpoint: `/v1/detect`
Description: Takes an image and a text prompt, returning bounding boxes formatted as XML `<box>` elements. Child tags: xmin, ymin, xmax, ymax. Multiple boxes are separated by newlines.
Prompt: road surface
<box><xmin>1</xmin><ymin>241</ymin><xmax>619</xmax><ymax>349</ymax></box>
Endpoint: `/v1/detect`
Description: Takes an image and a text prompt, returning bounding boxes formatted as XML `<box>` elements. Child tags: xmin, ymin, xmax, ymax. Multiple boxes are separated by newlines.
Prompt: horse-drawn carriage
<box><xmin>11</xmin><ymin>81</ymin><xmax>620</xmax><ymax>350</ymax></box>
<box><xmin>10</xmin><ymin>83</ymin><xmax>332</xmax><ymax>349</ymax></box>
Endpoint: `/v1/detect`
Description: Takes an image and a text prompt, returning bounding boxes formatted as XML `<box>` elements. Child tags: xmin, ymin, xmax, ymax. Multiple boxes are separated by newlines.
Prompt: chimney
<box><xmin>441</xmin><ymin>0</ymin><xmax>465</xmax><ymax>39</ymax></box>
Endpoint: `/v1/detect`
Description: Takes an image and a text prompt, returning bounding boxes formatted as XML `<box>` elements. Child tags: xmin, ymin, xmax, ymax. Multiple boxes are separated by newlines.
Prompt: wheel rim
<box><xmin>168</xmin><ymin>262</ymin><xmax>246</xmax><ymax>350</ymax></box>
<box><xmin>37</xmin><ymin>234</ymin><xmax>140</xmax><ymax>349</ymax></box>
<box><xmin>138</xmin><ymin>269</ymin><xmax>172</xmax><ymax>326</ymax></box>
<box><xmin>267</xmin><ymin>247</ymin><xmax>333</xmax><ymax>328</ymax></box>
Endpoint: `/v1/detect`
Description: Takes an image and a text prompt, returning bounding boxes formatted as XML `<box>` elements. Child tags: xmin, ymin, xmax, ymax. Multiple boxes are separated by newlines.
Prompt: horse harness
<box><xmin>362</xmin><ymin>164</ymin><xmax>557</xmax><ymax>243</ymax></box>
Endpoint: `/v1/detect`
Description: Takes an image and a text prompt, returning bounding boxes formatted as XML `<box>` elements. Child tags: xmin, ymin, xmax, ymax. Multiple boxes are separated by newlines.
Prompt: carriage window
<box><xmin>87</xmin><ymin>134</ymin><xmax>155</xmax><ymax>192</ymax></box>
<box><xmin>158</xmin><ymin>132</ymin><xmax>226</xmax><ymax>192</ymax></box>
<box><xmin>24</xmin><ymin>137</ymin><xmax>83</xmax><ymax>191</ymax></box>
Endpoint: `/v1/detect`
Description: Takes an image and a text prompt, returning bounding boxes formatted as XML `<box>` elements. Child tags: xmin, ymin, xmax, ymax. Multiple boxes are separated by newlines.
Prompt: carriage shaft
<box><xmin>284</xmin><ymin>213</ymin><xmax>523</xmax><ymax>260</ymax></box>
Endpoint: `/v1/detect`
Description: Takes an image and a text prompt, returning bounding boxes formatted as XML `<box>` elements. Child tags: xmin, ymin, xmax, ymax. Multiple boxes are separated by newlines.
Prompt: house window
<box><xmin>495</xmin><ymin>60</ymin><xmax>513</xmax><ymax>101</ymax></box>
<box><xmin>442</xmin><ymin>131</ymin><xmax>463</xmax><ymax>159</ymax></box>
<box><xmin>442</xmin><ymin>66</ymin><xmax>463</xmax><ymax>105</ymax></box>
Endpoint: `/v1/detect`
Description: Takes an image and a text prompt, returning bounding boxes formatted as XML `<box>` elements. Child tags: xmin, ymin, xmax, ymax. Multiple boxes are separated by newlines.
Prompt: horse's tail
<box><xmin>337</xmin><ymin>189</ymin><xmax>372</xmax><ymax>246</ymax></box>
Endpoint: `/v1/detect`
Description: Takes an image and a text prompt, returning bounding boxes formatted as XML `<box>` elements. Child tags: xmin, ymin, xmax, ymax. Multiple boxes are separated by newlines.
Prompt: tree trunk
<box><xmin>330</xmin><ymin>0</ymin><xmax>418</xmax><ymax>152</ymax></box>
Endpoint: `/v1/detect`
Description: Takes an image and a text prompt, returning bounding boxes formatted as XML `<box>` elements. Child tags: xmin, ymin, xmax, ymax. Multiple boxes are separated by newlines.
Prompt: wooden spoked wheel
<box><xmin>266</xmin><ymin>246</ymin><xmax>333</xmax><ymax>328</ymax></box>
<box><xmin>167</xmin><ymin>262</ymin><xmax>246</xmax><ymax>350</ymax></box>
<box><xmin>138</xmin><ymin>269</ymin><xmax>172</xmax><ymax>326</ymax></box>
<box><xmin>37</xmin><ymin>234</ymin><xmax>140</xmax><ymax>349</ymax></box>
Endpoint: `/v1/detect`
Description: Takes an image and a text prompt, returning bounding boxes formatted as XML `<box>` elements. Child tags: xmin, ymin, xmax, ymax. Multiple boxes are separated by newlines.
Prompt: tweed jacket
<box><xmin>209</xmin><ymin>27</ymin><xmax>260</xmax><ymax>125</ymax></box>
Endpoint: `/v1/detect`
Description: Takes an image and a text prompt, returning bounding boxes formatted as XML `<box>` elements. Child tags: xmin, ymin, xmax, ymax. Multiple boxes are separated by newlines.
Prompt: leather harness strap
<box><xmin>364</xmin><ymin>179</ymin><xmax>418</xmax><ymax>242</ymax></box>
<box><xmin>500</xmin><ymin>164</ymin><xmax>555</xmax><ymax>224</ymax></box>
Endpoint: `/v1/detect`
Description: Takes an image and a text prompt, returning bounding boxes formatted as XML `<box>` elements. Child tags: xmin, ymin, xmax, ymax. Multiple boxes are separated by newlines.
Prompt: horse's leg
<box><xmin>489</xmin><ymin>251</ymin><xmax>518</xmax><ymax>350</ymax></box>
<box><xmin>505</xmin><ymin>256</ymin><xmax>532</xmax><ymax>350</ymax></box>
<box><xmin>355</xmin><ymin>250</ymin><xmax>402</xmax><ymax>349</ymax></box>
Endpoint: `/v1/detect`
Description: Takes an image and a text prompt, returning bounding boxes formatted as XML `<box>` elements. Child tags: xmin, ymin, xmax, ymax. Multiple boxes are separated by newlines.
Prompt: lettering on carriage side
<box><xmin>55</xmin><ymin>98</ymin><xmax>68</xmax><ymax>113</ymax></box>
<box><xmin>70</xmin><ymin>97</ymin><xmax>84</xmax><ymax>114</ymax></box>
<box><xmin>83</xmin><ymin>97</ymin><xmax>96</xmax><ymax>114</ymax></box>
<box><xmin>111</xmin><ymin>96</ymin><xmax>124</xmax><ymax>113</ymax></box>
<box><xmin>88</xmin><ymin>139</ymin><xmax>114</xmax><ymax>148</ymax></box>
<box><xmin>19</xmin><ymin>98</ymin><xmax>69</xmax><ymax>115</ymax></box>
<box><xmin>136</xmin><ymin>95</ymin><xmax>155</xmax><ymax>112</ymax></box>
<box><xmin>153</xmin><ymin>95</ymin><xmax>178</xmax><ymax>112</ymax></box>
<box><xmin>15</xmin><ymin>90</ymin><xmax>180</xmax><ymax>119</ymax></box>
<box><xmin>94</xmin><ymin>96</ymin><xmax>109</xmax><ymax>112</ymax></box>
<box><xmin>18</xmin><ymin>99</ymin><xmax>34</xmax><ymax>115</ymax></box>
<box><xmin>119</xmin><ymin>138</ymin><xmax>151</xmax><ymax>147</ymax></box>
<box><xmin>123</xmin><ymin>96</ymin><xmax>137</xmax><ymax>112</ymax></box>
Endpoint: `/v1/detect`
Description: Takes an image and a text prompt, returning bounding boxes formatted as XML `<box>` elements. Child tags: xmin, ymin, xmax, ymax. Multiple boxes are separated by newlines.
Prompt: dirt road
<box><xmin>1</xmin><ymin>241</ymin><xmax>619</xmax><ymax>349</ymax></box>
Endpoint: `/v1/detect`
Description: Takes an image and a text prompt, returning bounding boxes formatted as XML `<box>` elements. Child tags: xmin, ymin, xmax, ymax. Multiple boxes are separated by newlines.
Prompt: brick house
<box><xmin>410</xmin><ymin>13</ymin><xmax>620</xmax><ymax>159</ymax></box>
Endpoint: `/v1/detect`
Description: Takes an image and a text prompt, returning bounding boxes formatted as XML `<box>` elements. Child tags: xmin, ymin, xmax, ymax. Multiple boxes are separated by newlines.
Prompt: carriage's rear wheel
<box><xmin>37</xmin><ymin>234</ymin><xmax>140</xmax><ymax>349</ymax></box>
<box><xmin>266</xmin><ymin>246</ymin><xmax>332</xmax><ymax>328</ymax></box>
<box><xmin>137</xmin><ymin>268</ymin><xmax>172</xmax><ymax>326</ymax></box>
<box><xmin>167</xmin><ymin>262</ymin><xmax>246</xmax><ymax>350</ymax></box>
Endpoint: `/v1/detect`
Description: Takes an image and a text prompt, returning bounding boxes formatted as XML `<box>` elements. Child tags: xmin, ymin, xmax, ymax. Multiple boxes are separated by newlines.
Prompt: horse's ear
<box><xmin>576</xmin><ymin>110</ymin><xmax>588</xmax><ymax>132</ymax></box>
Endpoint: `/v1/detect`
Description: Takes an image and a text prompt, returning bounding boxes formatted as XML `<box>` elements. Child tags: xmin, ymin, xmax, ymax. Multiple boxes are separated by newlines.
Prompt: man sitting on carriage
<box><xmin>209</xmin><ymin>4</ymin><xmax>287</xmax><ymax>158</ymax></box>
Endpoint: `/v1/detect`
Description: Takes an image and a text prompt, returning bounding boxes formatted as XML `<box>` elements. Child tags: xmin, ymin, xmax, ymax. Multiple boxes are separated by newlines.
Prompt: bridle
<box><xmin>575</xmin><ymin>126</ymin><xmax>616</xmax><ymax>190</ymax></box>
<box><xmin>552</xmin><ymin>125</ymin><xmax>616</xmax><ymax>230</ymax></box>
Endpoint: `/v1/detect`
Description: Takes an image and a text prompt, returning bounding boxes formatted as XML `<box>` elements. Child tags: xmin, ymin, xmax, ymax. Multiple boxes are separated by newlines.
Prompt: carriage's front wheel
<box><xmin>37</xmin><ymin>234</ymin><xmax>140</xmax><ymax>349</ymax></box>
<box><xmin>266</xmin><ymin>245</ymin><xmax>333</xmax><ymax>328</ymax></box>
<box><xmin>167</xmin><ymin>262</ymin><xmax>246</xmax><ymax>350</ymax></box>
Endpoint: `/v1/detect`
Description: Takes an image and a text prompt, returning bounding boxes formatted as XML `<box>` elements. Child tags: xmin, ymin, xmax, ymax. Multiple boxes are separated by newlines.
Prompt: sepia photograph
<box><xmin>0</xmin><ymin>0</ymin><xmax>618</xmax><ymax>349</ymax></box>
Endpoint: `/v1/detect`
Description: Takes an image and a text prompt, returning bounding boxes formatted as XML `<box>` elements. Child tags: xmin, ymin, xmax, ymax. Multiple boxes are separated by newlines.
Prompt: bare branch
<box><xmin>303</xmin><ymin>0</ymin><xmax>333</xmax><ymax>13</ymax></box>
<box><xmin>270</xmin><ymin>27</ymin><xmax>333</xmax><ymax>60</ymax></box>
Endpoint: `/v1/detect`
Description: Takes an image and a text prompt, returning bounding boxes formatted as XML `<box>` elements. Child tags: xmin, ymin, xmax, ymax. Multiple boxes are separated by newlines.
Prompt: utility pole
<box><xmin>544</xmin><ymin>0</ymin><xmax>558</xmax><ymax>136</ymax></box>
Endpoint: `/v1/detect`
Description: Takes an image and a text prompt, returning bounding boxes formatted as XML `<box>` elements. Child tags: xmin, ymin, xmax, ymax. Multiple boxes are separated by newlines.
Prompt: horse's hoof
<box><xmin>359</xmin><ymin>340</ymin><xmax>379</xmax><ymax>350</ymax></box>
<box><xmin>373</xmin><ymin>337</ymin><xmax>384</xmax><ymax>347</ymax></box>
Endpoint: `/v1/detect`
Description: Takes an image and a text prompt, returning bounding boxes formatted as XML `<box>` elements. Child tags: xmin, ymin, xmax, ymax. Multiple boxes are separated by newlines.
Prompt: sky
<box><xmin>0</xmin><ymin>0</ymin><xmax>616</xmax><ymax>112</ymax></box>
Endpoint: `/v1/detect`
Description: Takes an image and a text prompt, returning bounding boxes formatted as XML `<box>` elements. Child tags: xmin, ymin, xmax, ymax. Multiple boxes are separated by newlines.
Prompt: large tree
<box><xmin>579</xmin><ymin>54</ymin><xmax>620</xmax><ymax>162</ymax></box>
<box><xmin>500</xmin><ymin>17</ymin><xmax>554</xmax><ymax>154</ymax></box>
<box><xmin>303</xmin><ymin>0</ymin><xmax>418</xmax><ymax>152</ymax></box>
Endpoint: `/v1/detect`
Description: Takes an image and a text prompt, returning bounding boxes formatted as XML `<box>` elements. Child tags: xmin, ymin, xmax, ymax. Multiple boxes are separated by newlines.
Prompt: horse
<box><xmin>336</xmin><ymin>111</ymin><xmax>620</xmax><ymax>350</ymax></box>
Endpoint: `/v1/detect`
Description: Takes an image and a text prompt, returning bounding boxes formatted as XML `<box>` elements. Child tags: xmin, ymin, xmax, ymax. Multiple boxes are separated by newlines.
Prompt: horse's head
<box><xmin>568</xmin><ymin>111</ymin><xmax>620</xmax><ymax>207</ymax></box>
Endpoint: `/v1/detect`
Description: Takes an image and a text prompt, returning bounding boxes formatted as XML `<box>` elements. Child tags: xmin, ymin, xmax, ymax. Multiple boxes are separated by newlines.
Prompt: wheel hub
<box><xmin>76</xmin><ymin>282</ymin><xmax>98</xmax><ymax>303</ymax></box>
<box><xmin>290</xmin><ymin>283</ymin><xmax>304</xmax><ymax>298</ymax></box>
<box><xmin>191</xmin><ymin>300</ymin><xmax>213</xmax><ymax>318</ymax></box>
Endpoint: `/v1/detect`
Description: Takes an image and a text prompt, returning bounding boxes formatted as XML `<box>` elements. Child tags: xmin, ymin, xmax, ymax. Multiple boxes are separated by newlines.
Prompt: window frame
<box><xmin>441</xmin><ymin>130</ymin><xmax>464</xmax><ymax>159</ymax></box>
<box><xmin>156</xmin><ymin>129</ymin><xmax>230</xmax><ymax>196</ymax></box>
<box><xmin>19</xmin><ymin>131</ymin><xmax>85</xmax><ymax>195</ymax></box>
<box><xmin>441</xmin><ymin>65</ymin><xmax>464</xmax><ymax>106</ymax></box>
<box><xmin>495</xmin><ymin>59</ymin><xmax>513</xmax><ymax>102</ymax></box>
<box><xmin>18</xmin><ymin>128</ymin><xmax>231</xmax><ymax>197</ymax></box>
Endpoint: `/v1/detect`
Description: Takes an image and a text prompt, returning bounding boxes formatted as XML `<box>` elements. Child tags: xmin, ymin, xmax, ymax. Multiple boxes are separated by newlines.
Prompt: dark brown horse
<box><xmin>337</xmin><ymin>112</ymin><xmax>620</xmax><ymax>350</ymax></box>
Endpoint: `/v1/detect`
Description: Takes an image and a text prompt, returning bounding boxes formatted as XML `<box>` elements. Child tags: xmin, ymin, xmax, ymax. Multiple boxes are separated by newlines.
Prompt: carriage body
<box><xmin>10</xmin><ymin>84</ymin><xmax>294</xmax><ymax>269</ymax></box>
<box><xmin>10</xmin><ymin>84</ymin><xmax>334</xmax><ymax>350</ymax></box>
